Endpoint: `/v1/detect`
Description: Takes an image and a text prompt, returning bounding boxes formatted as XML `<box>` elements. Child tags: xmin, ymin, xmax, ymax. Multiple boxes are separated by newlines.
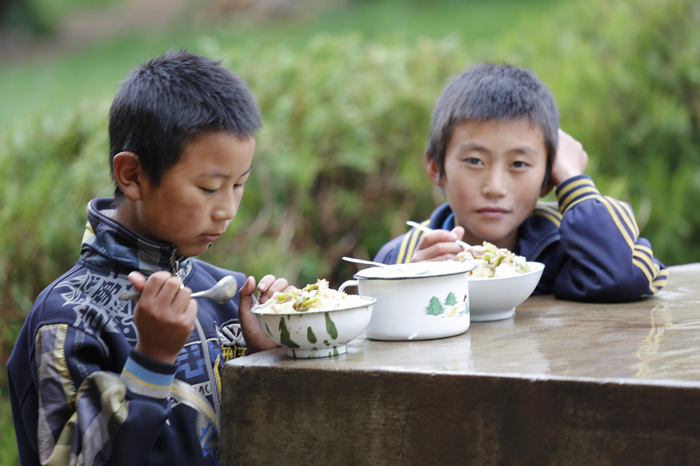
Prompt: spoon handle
<box><xmin>119</xmin><ymin>283</ymin><xmax>213</xmax><ymax>302</ymax></box>
<box><xmin>119</xmin><ymin>289</ymin><xmax>142</xmax><ymax>301</ymax></box>
<box><xmin>406</xmin><ymin>221</ymin><xmax>470</xmax><ymax>249</ymax></box>
<box><xmin>119</xmin><ymin>282</ymin><xmax>187</xmax><ymax>301</ymax></box>
<box><xmin>341</xmin><ymin>256</ymin><xmax>388</xmax><ymax>268</ymax></box>
<box><xmin>119</xmin><ymin>288</ymin><xmax>215</xmax><ymax>301</ymax></box>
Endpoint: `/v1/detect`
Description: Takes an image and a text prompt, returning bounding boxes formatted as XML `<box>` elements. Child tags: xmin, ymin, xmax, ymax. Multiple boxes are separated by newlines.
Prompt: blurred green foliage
<box><xmin>1</xmin><ymin>0</ymin><xmax>699</xmax><ymax>463</ymax></box>
<box><xmin>0</xmin><ymin>0</ymin><xmax>120</xmax><ymax>32</ymax></box>
<box><xmin>0</xmin><ymin>0</ymin><xmax>561</xmax><ymax>134</ymax></box>
<box><xmin>511</xmin><ymin>0</ymin><xmax>700</xmax><ymax>265</ymax></box>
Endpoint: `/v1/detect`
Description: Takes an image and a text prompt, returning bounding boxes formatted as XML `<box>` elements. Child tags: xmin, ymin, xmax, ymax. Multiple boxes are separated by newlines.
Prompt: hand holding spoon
<box><xmin>406</xmin><ymin>221</ymin><xmax>471</xmax><ymax>249</ymax></box>
<box><xmin>119</xmin><ymin>275</ymin><xmax>239</xmax><ymax>304</ymax></box>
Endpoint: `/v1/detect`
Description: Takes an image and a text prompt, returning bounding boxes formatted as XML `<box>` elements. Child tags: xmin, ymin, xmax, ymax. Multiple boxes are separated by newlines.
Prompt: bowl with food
<box><xmin>251</xmin><ymin>279</ymin><xmax>376</xmax><ymax>358</ymax></box>
<box><xmin>339</xmin><ymin>261</ymin><xmax>475</xmax><ymax>341</ymax></box>
<box><xmin>457</xmin><ymin>242</ymin><xmax>545</xmax><ymax>321</ymax></box>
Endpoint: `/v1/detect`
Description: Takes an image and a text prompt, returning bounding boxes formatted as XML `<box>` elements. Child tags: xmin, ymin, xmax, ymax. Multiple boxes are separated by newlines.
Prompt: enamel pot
<box><xmin>339</xmin><ymin>261</ymin><xmax>474</xmax><ymax>341</ymax></box>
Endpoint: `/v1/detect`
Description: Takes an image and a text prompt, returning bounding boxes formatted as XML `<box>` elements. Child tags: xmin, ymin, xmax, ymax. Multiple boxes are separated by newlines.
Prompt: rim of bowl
<box><xmin>467</xmin><ymin>261</ymin><xmax>545</xmax><ymax>281</ymax></box>
<box><xmin>354</xmin><ymin>261</ymin><xmax>475</xmax><ymax>281</ymax></box>
<box><xmin>251</xmin><ymin>295</ymin><xmax>378</xmax><ymax>316</ymax></box>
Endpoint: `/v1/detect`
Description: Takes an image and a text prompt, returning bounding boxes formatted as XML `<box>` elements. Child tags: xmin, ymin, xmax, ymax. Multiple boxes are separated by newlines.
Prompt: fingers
<box><xmin>237</xmin><ymin>276</ymin><xmax>257</xmax><ymax>317</ymax></box>
<box><xmin>239</xmin><ymin>275</ymin><xmax>257</xmax><ymax>298</ymax></box>
<box><xmin>451</xmin><ymin>225</ymin><xmax>466</xmax><ymax>243</ymax></box>
<box><xmin>139</xmin><ymin>271</ymin><xmax>190</xmax><ymax>306</ymax></box>
<box><xmin>133</xmin><ymin>271</ymin><xmax>196</xmax><ymax>364</ymax></box>
<box><xmin>237</xmin><ymin>275</ymin><xmax>279</xmax><ymax>354</ymax></box>
<box><xmin>553</xmin><ymin>129</ymin><xmax>588</xmax><ymax>185</ymax></box>
<box><xmin>411</xmin><ymin>229</ymin><xmax>465</xmax><ymax>262</ymax></box>
<box><xmin>127</xmin><ymin>271</ymin><xmax>147</xmax><ymax>291</ymax></box>
<box><xmin>257</xmin><ymin>275</ymin><xmax>289</xmax><ymax>304</ymax></box>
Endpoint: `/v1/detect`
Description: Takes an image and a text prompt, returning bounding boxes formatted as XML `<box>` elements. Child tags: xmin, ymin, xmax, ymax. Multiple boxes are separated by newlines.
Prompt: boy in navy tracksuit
<box><xmin>8</xmin><ymin>50</ymin><xmax>288</xmax><ymax>465</ymax></box>
<box><xmin>374</xmin><ymin>63</ymin><xmax>666</xmax><ymax>301</ymax></box>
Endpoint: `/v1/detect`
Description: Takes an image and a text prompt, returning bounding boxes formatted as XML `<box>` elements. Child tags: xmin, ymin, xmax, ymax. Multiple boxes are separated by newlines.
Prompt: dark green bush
<box><xmin>0</xmin><ymin>103</ymin><xmax>112</xmax><ymax>372</ymax></box>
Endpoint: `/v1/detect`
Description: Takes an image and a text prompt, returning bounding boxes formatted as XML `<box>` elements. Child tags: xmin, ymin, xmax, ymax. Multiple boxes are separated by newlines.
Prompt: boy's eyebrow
<box><xmin>198</xmin><ymin>166</ymin><xmax>253</xmax><ymax>179</ymax></box>
<box><xmin>457</xmin><ymin>143</ymin><xmax>541</xmax><ymax>156</ymax></box>
<box><xmin>509</xmin><ymin>146</ymin><xmax>541</xmax><ymax>156</ymax></box>
<box><xmin>455</xmin><ymin>142</ymin><xmax>489</xmax><ymax>153</ymax></box>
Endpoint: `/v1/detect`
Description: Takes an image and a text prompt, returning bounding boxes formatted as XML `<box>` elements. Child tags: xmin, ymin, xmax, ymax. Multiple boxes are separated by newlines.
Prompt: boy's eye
<box><xmin>200</xmin><ymin>187</ymin><xmax>217</xmax><ymax>194</ymax></box>
<box><xmin>512</xmin><ymin>161</ymin><xmax>530</xmax><ymax>168</ymax></box>
<box><xmin>465</xmin><ymin>157</ymin><xmax>483</xmax><ymax>165</ymax></box>
<box><xmin>234</xmin><ymin>183</ymin><xmax>244</xmax><ymax>189</ymax></box>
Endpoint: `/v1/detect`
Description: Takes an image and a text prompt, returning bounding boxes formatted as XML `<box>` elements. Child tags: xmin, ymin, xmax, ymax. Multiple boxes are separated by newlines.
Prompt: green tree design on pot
<box><xmin>426</xmin><ymin>296</ymin><xmax>444</xmax><ymax>316</ymax></box>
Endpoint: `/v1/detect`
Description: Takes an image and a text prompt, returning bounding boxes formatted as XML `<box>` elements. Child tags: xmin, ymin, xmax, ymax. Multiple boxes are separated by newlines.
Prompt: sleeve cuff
<box><xmin>120</xmin><ymin>350</ymin><xmax>177</xmax><ymax>400</ymax></box>
<box><xmin>555</xmin><ymin>174</ymin><xmax>600</xmax><ymax>214</ymax></box>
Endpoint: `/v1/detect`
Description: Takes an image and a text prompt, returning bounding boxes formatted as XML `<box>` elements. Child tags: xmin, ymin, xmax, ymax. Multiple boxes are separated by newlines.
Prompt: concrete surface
<box><xmin>221</xmin><ymin>263</ymin><xmax>700</xmax><ymax>465</ymax></box>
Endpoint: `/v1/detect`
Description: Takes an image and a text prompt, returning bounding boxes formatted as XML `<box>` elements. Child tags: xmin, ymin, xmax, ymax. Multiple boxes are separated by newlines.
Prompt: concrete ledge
<box><xmin>222</xmin><ymin>365</ymin><xmax>700</xmax><ymax>465</ymax></box>
<box><xmin>221</xmin><ymin>264</ymin><xmax>700</xmax><ymax>465</ymax></box>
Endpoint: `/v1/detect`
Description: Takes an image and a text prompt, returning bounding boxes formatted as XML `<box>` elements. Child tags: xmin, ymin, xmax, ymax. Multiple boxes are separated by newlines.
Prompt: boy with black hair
<box><xmin>8</xmin><ymin>50</ymin><xmax>286</xmax><ymax>465</ymax></box>
<box><xmin>375</xmin><ymin>63</ymin><xmax>667</xmax><ymax>301</ymax></box>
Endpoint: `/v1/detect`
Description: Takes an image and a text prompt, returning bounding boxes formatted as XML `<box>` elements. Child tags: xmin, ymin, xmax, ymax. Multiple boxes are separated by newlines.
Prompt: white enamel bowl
<box><xmin>251</xmin><ymin>296</ymin><xmax>377</xmax><ymax>359</ymax></box>
<box><xmin>339</xmin><ymin>261</ymin><xmax>475</xmax><ymax>341</ymax></box>
<box><xmin>468</xmin><ymin>262</ymin><xmax>545</xmax><ymax>322</ymax></box>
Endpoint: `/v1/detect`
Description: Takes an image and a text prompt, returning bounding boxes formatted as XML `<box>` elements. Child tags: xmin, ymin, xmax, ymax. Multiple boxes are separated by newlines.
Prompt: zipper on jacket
<box><xmin>170</xmin><ymin>246</ymin><xmax>183</xmax><ymax>279</ymax></box>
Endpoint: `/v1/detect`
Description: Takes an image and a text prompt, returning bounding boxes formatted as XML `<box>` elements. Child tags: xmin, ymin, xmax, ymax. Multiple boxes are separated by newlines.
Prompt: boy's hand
<box><xmin>238</xmin><ymin>275</ymin><xmax>290</xmax><ymax>354</ymax></box>
<box><xmin>129</xmin><ymin>271</ymin><xmax>198</xmax><ymax>365</ymax></box>
<box><xmin>411</xmin><ymin>226</ymin><xmax>466</xmax><ymax>262</ymax></box>
<box><xmin>551</xmin><ymin>129</ymin><xmax>589</xmax><ymax>186</ymax></box>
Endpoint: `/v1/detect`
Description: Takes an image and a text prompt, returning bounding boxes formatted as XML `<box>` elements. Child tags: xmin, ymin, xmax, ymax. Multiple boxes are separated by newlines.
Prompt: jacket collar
<box><xmin>80</xmin><ymin>198</ymin><xmax>192</xmax><ymax>278</ymax></box>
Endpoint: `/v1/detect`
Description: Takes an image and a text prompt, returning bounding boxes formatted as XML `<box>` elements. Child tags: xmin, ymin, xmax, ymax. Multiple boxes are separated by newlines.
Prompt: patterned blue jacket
<box><xmin>374</xmin><ymin>175</ymin><xmax>667</xmax><ymax>301</ymax></box>
<box><xmin>8</xmin><ymin>197</ymin><xmax>248</xmax><ymax>465</ymax></box>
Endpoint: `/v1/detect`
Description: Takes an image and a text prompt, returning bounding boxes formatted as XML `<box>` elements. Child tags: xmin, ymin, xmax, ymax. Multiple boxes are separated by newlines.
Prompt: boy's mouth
<box><xmin>201</xmin><ymin>233</ymin><xmax>223</xmax><ymax>242</ymax></box>
<box><xmin>476</xmin><ymin>207</ymin><xmax>508</xmax><ymax>218</ymax></box>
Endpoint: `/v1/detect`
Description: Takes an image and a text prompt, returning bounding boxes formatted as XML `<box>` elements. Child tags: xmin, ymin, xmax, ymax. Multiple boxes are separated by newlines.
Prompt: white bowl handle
<box><xmin>338</xmin><ymin>279</ymin><xmax>359</xmax><ymax>294</ymax></box>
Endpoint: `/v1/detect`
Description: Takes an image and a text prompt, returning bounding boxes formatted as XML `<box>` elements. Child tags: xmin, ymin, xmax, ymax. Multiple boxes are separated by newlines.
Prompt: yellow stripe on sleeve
<box><xmin>605</xmin><ymin>197</ymin><xmax>639</xmax><ymax>240</ymax></box>
<box><xmin>562</xmin><ymin>194</ymin><xmax>600</xmax><ymax>213</ymax></box>
<box><xmin>560</xmin><ymin>186</ymin><xmax>599</xmax><ymax>212</ymax></box>
<box><xmin>632</xmin><ymin>258</ymin><xmax>654</xmax><ymax>285</ymax></box>
<box><xmin>533</xmin><ymin>210</ymin><xmax>562</xmax><ymax>227</ymax></box>
<box><xmin>599</xmin><ymin>197</ymin><xmax>635</xmax><ymax>249</ymax></box>
<box><xmin>404</xmin><ymin>229</ymin><xmax>424</xmax><ymax>264</ymax></box>
<box><xmin>396</xmin><ymin>231</ymin><xmax>413</xmax><ymax>264</ymax></box>
<box><xmin>557</xmin><ymin>177</ymin><xmax>593</xmax><ymax>199</ymax></box>
<box><xmin>616</xmin><ymin>200</ymin><xmax>640</xmax><ymax>237</ymax></box>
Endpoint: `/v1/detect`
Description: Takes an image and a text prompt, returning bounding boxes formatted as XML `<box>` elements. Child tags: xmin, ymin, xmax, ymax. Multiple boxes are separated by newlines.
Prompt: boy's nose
<box><xmin>482</xmin><ymin>169</ymin><xmax>508</xmax><ymax>198</ymax></box>
<box><xmin>213</xmin><ymin>195</ymin><xmax>237</xmax><ymax>221</ymax></box>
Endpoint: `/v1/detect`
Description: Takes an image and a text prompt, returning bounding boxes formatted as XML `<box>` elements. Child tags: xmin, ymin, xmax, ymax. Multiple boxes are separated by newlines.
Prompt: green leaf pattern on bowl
<box><xmin>278</xmin><ymin>317</ymin><xmax>300</xmax><ymax>348</ymax></box>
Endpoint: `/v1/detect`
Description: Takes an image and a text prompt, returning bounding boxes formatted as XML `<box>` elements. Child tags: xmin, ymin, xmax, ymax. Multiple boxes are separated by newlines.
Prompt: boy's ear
<box><xmin>425</xmin><ymin>150</ymin><xmax>444</xmax><ymax>187</ymax></box>
<box><xmin>112</xmin><ymin>152</ymin><xmax>143</xmax><ymax>201</ymax></box>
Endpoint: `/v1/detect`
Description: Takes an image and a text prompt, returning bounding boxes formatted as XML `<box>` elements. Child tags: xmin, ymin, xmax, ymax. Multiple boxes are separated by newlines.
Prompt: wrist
<box><xmin>135</xmin><ymin>342</ymin><xmax>179</xmax><ymax>365</ymax></box>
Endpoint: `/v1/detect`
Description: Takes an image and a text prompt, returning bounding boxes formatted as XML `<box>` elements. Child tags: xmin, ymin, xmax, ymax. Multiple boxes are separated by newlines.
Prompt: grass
<box><xmin>0</xmin><ymin>0</ymin><xmax>561</xmax><ymax>135</ymax></box>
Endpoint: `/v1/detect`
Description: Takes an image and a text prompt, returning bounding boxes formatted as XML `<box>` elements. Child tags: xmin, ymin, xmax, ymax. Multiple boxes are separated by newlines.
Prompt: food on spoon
<box><xmin>457</xmin><ymin>241</ymin><xmax>530</xmax><ymax>278</ymax></box>
<box><xmin>257</xmin><ymin>279</ymin><xmax>365</xmax><ymax>314</ymax></box>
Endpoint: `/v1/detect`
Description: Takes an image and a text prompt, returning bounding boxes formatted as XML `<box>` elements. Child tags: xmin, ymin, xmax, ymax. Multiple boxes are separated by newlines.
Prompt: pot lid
<box><xmin>354</xmin><ymin>261</ymin><xmax>475</xmax><ymax>280</ymax></box>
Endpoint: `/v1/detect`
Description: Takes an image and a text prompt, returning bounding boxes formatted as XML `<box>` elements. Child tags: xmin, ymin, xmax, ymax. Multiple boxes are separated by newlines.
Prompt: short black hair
<box><xmin>427</xmin><ymin>63</ymin><xmax>559</xmax><ymax>187</ymax></box>
<box><xmin>109</xmin><ymin>49</ymin><xmax>262</xmax><ymax>200</ymax></box>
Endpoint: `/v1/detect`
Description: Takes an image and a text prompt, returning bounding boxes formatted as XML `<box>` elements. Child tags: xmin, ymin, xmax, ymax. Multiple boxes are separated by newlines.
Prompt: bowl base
<box><xmin>287</xmin><ymin>344</ymin><xmax>348</xmax><ymax>359</ymax></box>
<box><xmin>471</xmin><ymin>308</ymin><xmax>515</xmax><ymax>322</ymax></box>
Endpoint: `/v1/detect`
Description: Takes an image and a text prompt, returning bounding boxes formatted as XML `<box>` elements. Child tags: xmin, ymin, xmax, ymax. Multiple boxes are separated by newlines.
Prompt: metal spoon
<box><xmin>341</xmin><ymin>257</ymin><xmax>432</xmax><ymax>275</ymax></box>
<box><xmin>406</xmin><ymin>221</ymin><xmax>471</xmax><ymax>249</ymax></box>
<box><xmin>341</xmin><ymin>257</ymin><xmax>391</xmax><ymax>268</ymax></box>
<box><xmin>119</xmin><ymin>275</ymin><xmax>239</xmax><ymax>304</ymax></box>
